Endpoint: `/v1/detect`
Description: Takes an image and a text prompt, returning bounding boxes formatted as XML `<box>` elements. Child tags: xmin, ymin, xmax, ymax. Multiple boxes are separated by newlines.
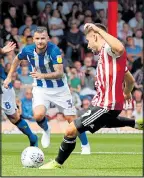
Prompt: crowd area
<box><xmin>0</xmin><ymin>0</ymin><xmax>143</xmax><ymax>122</ymax></box>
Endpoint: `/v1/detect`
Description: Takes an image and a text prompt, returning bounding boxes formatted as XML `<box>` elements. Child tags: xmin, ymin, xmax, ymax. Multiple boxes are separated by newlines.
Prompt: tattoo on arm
<box><xmin>43</xmin><ymin>64</ymin><xmax>64</xmax><ymax>79</ymax></box>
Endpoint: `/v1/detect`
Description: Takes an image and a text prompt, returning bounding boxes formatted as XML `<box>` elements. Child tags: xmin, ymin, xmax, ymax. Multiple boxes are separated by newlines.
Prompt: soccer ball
<box><xmin>21</xmin><ymin>146</ymin><xmax>44</xmax><ymax>168</ymax></box>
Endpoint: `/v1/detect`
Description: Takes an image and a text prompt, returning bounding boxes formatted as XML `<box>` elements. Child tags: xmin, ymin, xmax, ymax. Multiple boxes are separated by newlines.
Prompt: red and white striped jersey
<box><xmin>123</xmin><ymin>99</ymin><xmax>136</xmax><ymax>110</ymax></box>
<box><xmin>92</xmin><ymin>43</ymin><xmax>127</xmax><ymax>110</ymax></box>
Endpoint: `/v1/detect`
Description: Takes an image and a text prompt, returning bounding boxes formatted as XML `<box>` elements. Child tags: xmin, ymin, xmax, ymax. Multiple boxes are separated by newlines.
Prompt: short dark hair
<box><xmin>34</xmin><ymin>26</ymin><xmax>48</xmax><ymax>33</ymax></box>
<box><xmin>95</xmin><ymin>23</ymin><xmax>107</xmax><ymax>31</ymax></box>
<box><xmin>84</xmin><ymin>23</ymin><xmax>107</xmax><ymax>35</ymax></box>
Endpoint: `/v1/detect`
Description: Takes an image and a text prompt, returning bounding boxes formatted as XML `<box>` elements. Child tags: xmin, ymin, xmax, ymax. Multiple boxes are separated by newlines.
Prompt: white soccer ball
<box><xmin>21</xmin><ymin>146</ymin><xmax>44</xmax><ymax>168</ymax></box>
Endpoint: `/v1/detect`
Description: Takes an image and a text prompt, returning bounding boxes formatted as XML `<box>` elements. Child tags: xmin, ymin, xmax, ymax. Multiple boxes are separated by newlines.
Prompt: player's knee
<box><xmin>65</xmin><ymin>122</ymin><xmax>77</xmax><ymax>137</ymax></box>
<box><xmin>7</xmin><ymin>112</ymin><xmax>19</xmax><ymax>124</ymax></box>
<box><xmin>65</xmin><ymin>115</ymin><xmax>76</xmax><ymax>123</ymax></box>
<box><xmin>33</xmin><ymin>106</ymin><xmax>46</xmax><ymax>121</ymax></box>
<box><xmin>33</xmin><ymin>113</ymin><xmax>45</xmax><ymax>121</ymax></box>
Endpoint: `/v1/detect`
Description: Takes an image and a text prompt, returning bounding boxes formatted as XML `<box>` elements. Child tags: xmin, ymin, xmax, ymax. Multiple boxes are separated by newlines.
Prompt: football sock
<box><xmin>55</xmin><ymin>136</ymin><xmax>76</xmax><ymax>164</ymax></box>
<box><xmin>37</xmin><ymin>117</ymin><xmax>48</xmax><ymax>131</ymax></box>
<box><xmin>78</xmin><ymin>132</ymin><xmax>88</xmax><ymax>145</ymax></box>
<box><xmin>15</xmin><ymin>118</ymin><xmax>37</xmax><ymax>143</ymax></box>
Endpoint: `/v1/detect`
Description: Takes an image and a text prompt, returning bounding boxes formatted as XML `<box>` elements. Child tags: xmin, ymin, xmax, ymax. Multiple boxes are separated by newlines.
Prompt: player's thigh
<box><xmin>1</xmin><ymin>87</ymin><xmax>17</xmax><ymax>116</ymax></box>
<box><xmin>74</xmin><ymin>106</ymin><xmax>109</xmax><ymax>134</ymax></box>
<box><xmin>104</xmin><ymin>110</ymin><xmax>122</xmax><ymax>128</ymax></box>
<box><xmin>6</xmin><ymin>112</ymin><xmax>20</xmax><ymax>124</ymax></box>
<box><xmin>52</xmin><ymin>89</ymin><xmax>77</xmax><ymax>116</ymax></box>
<box><xmin>57</xmin><ymin>105</ymin><xmax>77</xmax><ymax>123</ymax></box>
<box><xmin>32</xmin><ymin>87</ymin><xmax>50</xmax><ymax>118</ymax></box>
<box><xmin>64</xmin><ymin>115</ymin><xmax>77</xmax><ymax>123</ymax></box>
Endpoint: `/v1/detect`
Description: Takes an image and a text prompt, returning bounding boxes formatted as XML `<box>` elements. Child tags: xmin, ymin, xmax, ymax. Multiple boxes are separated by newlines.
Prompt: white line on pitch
<box><xmin>73</xmin><ymin>152</ymin><xmax>142</xmax><ymax>155</ymax></box>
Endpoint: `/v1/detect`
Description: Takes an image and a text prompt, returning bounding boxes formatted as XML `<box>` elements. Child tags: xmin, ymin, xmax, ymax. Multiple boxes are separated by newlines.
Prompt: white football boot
<box><xmin>81</xmin><ymin>143</ymin><xmax>91</xmax><ymax>155</ymax></box>
<box><xmin>41</xmin><ymin>128</ymin><xmax>51</xmax><ymax>148</ymax></box>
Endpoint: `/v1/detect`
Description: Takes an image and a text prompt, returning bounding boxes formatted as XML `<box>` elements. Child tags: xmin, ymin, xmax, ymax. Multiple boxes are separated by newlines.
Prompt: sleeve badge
<box><xmin>57</xmin><ymin>55</ymin><xmax>62</xmax><ymax>63</ymax></box>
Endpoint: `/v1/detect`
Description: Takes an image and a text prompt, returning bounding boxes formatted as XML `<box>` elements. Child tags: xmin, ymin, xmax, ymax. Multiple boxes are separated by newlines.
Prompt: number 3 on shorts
<box><xmin>66</xmin><ymin>99</ymin><xmax>72</xmax><ymax>108</ymax></box>
<box><xmin>5</xmin><ymin>102</ymin><xmax>11</xmax><ymax>109</ymax></box>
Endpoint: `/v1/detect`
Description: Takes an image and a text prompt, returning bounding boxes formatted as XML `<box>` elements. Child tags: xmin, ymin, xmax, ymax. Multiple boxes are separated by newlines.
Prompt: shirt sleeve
<box><xmin>17</xmin><ymin>47</ymin><xmax>27</xmax><ymax>60</ymax></box>
<box><xmin>125</xmin><ymin>66</ymin><xmax>128</xmax><ymax>73</ymax></box>
<box><xmin>105</xmin><ymin>43</ymin><xmax>121</xmax><ymax>58</ymax></box>
<box><xmin>50</xmin><ymin>46</ymin><xmax>63</xmax><ymax>65</ymax></box>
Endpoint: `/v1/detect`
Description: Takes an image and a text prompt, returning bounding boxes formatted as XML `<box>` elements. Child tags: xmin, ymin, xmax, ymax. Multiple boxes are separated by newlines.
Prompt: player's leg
<box><xmin>33</xmin><ymin>105</ymin><xmax>50</xmax><ymax>148</ymax></box>
<box><xmin>65</xmin><ymin>115</ymin><xmax>90</xmax><ymax>155</ymax></box>
<box><xmin>32</xmin><ymin>87</ymin><xmax>50</xmax><ymax>148</ymax></box>
<box><xmin>105</xmin><ymin>112</ymin><xmax>143</xmax><ymax>130</ymax></box>
<box><xmin>39</xmin><ymin>106</ymin><xmax>108</xmax><ymax>169</ymax></box>
<box><xmin>1</xmin><ymin>87</ymin><xmax>38</xmax><ymax>146</ymax></box>
<box><xmin>6</xmin><ymin>112</ymin><xmax>38</xmax><ymax>146</ymax></box>
<box><xmin>52</xmin><ymin>88</ymin><xmax>90</xmax><ymax>154</ymax></box>
<box><xmin>39</xmin><ymin>121</ymin><xmax>78</xmax><ymax>169</ymax></box>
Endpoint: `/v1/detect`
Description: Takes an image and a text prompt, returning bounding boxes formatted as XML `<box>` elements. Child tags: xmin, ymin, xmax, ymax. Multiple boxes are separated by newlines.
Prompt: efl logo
<box><xmin>57</xmin><ymin>55</ymin><xmax>62</xmax><ymax>63</ymax></box>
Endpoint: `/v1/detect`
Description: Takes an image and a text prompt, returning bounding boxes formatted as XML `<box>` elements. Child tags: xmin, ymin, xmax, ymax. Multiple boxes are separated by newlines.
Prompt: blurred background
<box><xmin>1</xmin><ymin>0</ymin><xmax>143</xmax><ymax>133</ymax></box>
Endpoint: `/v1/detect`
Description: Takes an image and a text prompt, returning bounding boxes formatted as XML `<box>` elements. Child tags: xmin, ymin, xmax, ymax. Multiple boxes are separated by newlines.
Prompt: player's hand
<box><xmin>3</xmin><ymin>77</ymin><xmax>12</xmax><ymax>88</ymax></box>
<box><xmin>124</xmin><ymin>93</ymin><xmax>132</xmax><ymax>104</ymax></box>
<box><xmin>84</xmin><ymin>23</ymin><xmax>100</xmax><ymax>33</ymax></box>
<box><xmin>30</xmin><ymin>70</ymin><xmax>44</xmax><ymax>79</ymax></box>
<box><xmin>1</xmin><ymin>42</ymin><xmax>16</xmax><ymax>54</ymax></box>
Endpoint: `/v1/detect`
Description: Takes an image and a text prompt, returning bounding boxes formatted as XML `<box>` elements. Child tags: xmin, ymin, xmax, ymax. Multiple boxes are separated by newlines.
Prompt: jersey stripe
<box><xmin>96</xmin><ymin>66</ymin><xmax>103</xmax><ymax>106</ymax></box>
<box><xmin>103</xmin><ymin>48</ymin><xmax>109</xmax><ymax>109</ymax></box>
<box><xmin>27</xmin><ymin>54</ymin><xmax>42</xmax><ymax>87</ymax></box>
<box><xmin>33</xmin><ymin>51</ymin><xmax>46</xmax><ymax>88</ymax></box>
<box><xmin>111</xmin><ymin>56</ymin><xmax>117</xmax><ymax>110</ymax></box>
<box><xmin>99</xmin><ymin>51</ymin><xmax>104</xmax><ymax>87</ymax></box>
<box><xmin>56</xmin><ymin>78</ymin><xmax>64</xmax><ymax>87</ymax></box>
<box><xmin>38</xmin><ymin>52</ymin><xmax>54</xmax><ymax>88</ymax></box>
<box><xmin>108</xmin><ymin>54</ymin><xmax>113</xmax><ymax>109</ymax></box>
<box><xmin>99</xmin><ymin>48</ymin><xmax>105</xmax><ymax>106</ymax></box>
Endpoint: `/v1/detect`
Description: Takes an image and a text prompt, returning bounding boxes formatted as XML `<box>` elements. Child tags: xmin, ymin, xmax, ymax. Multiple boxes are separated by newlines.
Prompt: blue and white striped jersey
<box><xmin>18</xmin><ymin>42</ymin><xmax>67</xmax><ymax>88</ymax></box>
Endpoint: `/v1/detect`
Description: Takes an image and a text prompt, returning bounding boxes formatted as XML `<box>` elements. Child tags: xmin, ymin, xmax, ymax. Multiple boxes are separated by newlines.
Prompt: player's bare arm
<box><xmin>85</xmin><ymin>23</ymin><xmax>125</xmax><ymax>56</ymax></box>
<box><xmin>30</xmin><ymin>64</ymin><xmax>64</xmax><ymax>79</ymax></box>
<box><xmin>3</xmin><ymin>56</ymin><xmax>21</xmax><ymax>88</ymax></box>
<box><xmin>123</xmin><ymin>70</ymin><xmax>135</xmax><ymax>102</ymax></box>
<box><xmin>0</xmin><ymin>42</ymin><xmax>16</xmax><ymax>54</ymax></box>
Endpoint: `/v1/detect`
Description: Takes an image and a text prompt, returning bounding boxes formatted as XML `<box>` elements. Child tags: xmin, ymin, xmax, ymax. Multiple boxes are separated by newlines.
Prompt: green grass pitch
<box><xmin>2</xmin><ymin>134</ymin><xmax>142</xmax><ymax>176</ymax></box>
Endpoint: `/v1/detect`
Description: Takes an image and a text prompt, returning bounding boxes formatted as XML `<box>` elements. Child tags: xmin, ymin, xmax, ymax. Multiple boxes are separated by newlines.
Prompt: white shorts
<box><xmin>1</xmin><ymin>86</ymin><xmax>17</xmax><ymax>115</ymax></box>
<box><xmin>32</xmin><ymin>86</ymin><xmax>76</xmax><ymax>116</ymax></box>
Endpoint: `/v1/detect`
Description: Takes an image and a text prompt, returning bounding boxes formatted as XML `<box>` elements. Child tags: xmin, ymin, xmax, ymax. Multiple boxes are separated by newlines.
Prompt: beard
<box><xmin>36</xmin><ymin>44</ymin><xmax>47</xmax><ymax>50</ymax></box>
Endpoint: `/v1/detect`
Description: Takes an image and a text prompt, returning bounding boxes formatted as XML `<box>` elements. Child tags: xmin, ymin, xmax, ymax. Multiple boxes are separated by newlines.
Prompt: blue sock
<box><xmin>15</xmin><ymin>119</ymin><xmax>37</xmax><ymax>144</ymax></box>
<box><xmin>78</xmin><ymin>132</ymin><xmax>88</xmax><ymax>145</ymax></box>
<box><xmin>37</xmin><ymin>117</ymin><xmax>48</xmax><ymax>131</ymax></box>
